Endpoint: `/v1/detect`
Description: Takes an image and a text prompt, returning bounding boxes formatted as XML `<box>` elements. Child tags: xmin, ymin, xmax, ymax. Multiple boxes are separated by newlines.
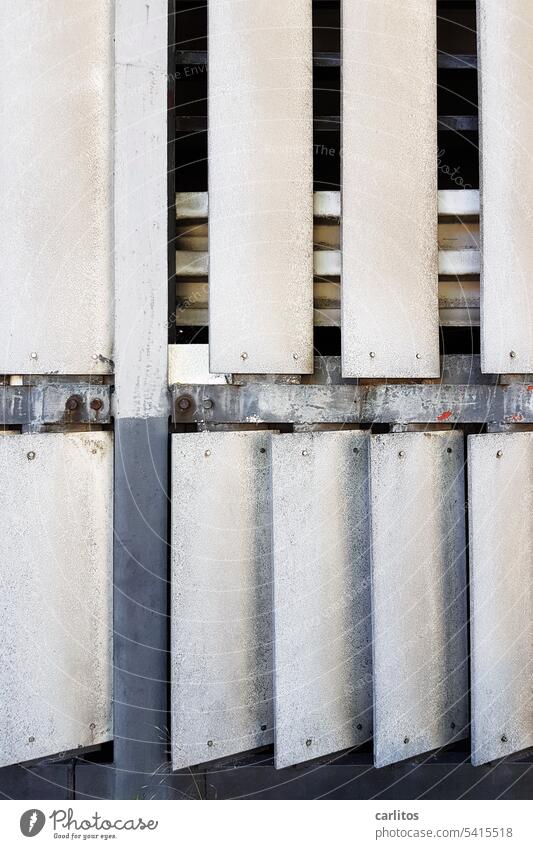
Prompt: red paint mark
<box><xmin>528</xmin><ymin>385</ymin><xmax>533</xmax><ymax>391</ymax></box>
<box><xmin>506</xmin><ymin>413</ymin><xmax>524</xmax><ymax>423</ymax></box>
<box><xmin>437</xmin><ymin>410</ymin><xmax>453</xmax><ymax>422</ymax></box>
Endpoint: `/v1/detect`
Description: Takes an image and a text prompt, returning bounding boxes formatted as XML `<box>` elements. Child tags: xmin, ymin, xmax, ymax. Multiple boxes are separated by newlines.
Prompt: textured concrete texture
<box><xmin>468</xmin><ymin>433</ymin><xmax>533</xmax><ymax>766</ymax></box>
<box><xmin>208</xmin><ymin>0</ymin><xmax>314</xmax><ymax>374</ymax></box>
<box><xmin>0</xmin><ymin>1</ymin><xmax>113</xmax><ymax>375</ymax></box>
<box><xmin>271</xmin><ymin>431</ymin><xmax>372</xmax><ymax>769</ymax></box>
<box><xmin>478</xmin><ymin>1</ymin><xmax>533</xmax><ymax>374</ymax></box>
<box><xmin>0</xmin><ymin>433</ymin><xmax>113</xmax><ymax>768</ymax></box>
<box><xmin>115</xmin><ymin>0</ymin><xmax>169</xmax><ymax>419</ymax></box>
<box><xmin>370</xmin><ymin>432</ymin><xmax>468</xmax><ymax>768</ymax></box>
<box><xmin>171</xmin><ymin>432</ymin><xmax>273</xmax><ymax>769</ymax></box>
<box><xmin>342</xmin><ymin>0</ymin><xmax>439</xmax><ymax>378</ymax></box>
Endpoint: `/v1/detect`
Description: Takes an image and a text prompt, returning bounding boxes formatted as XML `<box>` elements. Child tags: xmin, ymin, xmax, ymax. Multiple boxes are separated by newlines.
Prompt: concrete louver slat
<box><xmin>208</xmin><ymin>0</ymin><xmax>314</xmax><ymax>375</ymax></box>
<box><xmin>271</xmin><ymin>431</ymin><xmax>372</xmax><ymax>769</ymax></box>
<box><xmin>478</xmin><ymin>1</ymin><xmax>533</xmax><ymax>374</ymax></box>
<box><xmin>468</xmin><ymin>433</ymin><xmax>533</xmax><ymax>766</ymax></box>
<box><xmin>342</xmin><ymin>0</ymin><xmax>439</xmax><ymax>378</ymax></box>
<box><xmin>369</xmin><ymin>432</ymin><xmax>469</xmax><ymax>768</ymax></box>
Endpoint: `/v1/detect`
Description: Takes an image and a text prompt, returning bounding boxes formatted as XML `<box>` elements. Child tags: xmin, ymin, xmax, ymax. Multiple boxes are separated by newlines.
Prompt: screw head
<box><xmin>261</xmin><ymin>724</ymin><xmax>267</xmax><ymax>732</ymax></box>
<box><xmin>202</xmin><ymin>399</ymin><xmax>213</xmax><ymax>410</ymax></box>
<box><xmin>28</xmin><ymin>736</ymin><xmax>35</xmax><ymax>743</ymax></box>
<box><xmin>90</xmin><ymin>398</ymin><xmax>103</xmax><ymax>412</ymax></box>
<box><xmin>357</xmin><ymin>723</ymin><xmax>363</xmax><ymax>731</ymax></box>
<box><xmin>30</xmin><ymin>352</ymin><xmax>38</xmax><ymax>360</ymax></box>
<box><xmin>369</xmin><ymin>351</ymin><xmax>376</xmax><ymax>359</ymax></box>
<box><xmin>305</xmin><ymin>738</ymin><xmax>312</xmax><ymax>747</ymax></box>
<box><xmin>416</xmin><ymin>353</ymin><xmax>422</xmax><ymax>360</ymax></box>
<box><xmin>89</xmin><ymin>723</ymin><xmax>96</xmax><ymax>730</ymax></box>
<box><xmin>204</xmin><ymin>450</ymin><xmax>211</xmax><ymax>458</ymax></box>
<box><xmin>302</xmin><ymin>449</ymin><xmax>309</xmax><ymax>457</ymax></box>
<box><xmin>447</xmin><ymin>447</ymin><xmax>453</xmax><ymax>454</ymax></box>
<box><xmin>259</xmin><ymin>447</ymin><xmax>266</xmax><ymax>454</ymax></box>
<box><xmin>501</xmin><ymin>734</ymin><xmax>508</xmax><ymax>743</ymax></box>
<box><xmin>65</xmin><ymin>396</ymin><xmax>79</xmax><ymax>411</ymax></box>
<box><xmin>496</xmin><ymin>450</ymin><xmax>503</xmax><ymax>458</ymax></box>
<box><xmin>510</xmin><ymin>351</ymin><xmax>517</xmax><ymax>359</ymax></box>
<box><xmin>293</xmin><ymin>353</ymin><xmax>299</xmax><ymax>361</ymax></box>
<box><xmin>353</xmin><ymin>447</ymin><xmax>359</xmax><ymax>454</ymax></box>
<box><xmin>207</xmin><ymin>740</ymin><xmax>214</xmax><ymax>748</ymax></box>
<box><xmin>240</xmin><ymin>352</ymin><xmax>248</xmax><ymax>361</ymax></box>
<box><xmin>177</xmin><ymin>395</ymin><xmax>191</xmax><ymax>412</ymax></box>
<box><xmin>398</xmin><ymin>450</ymin><xmax>406</xmax><ymax>458</ymax></box>
<box><xmin>92</xmin><ymin>354</ymin><xmax>99</xmax><ymax>361</ymax></box>
<box><xmin>404</xmin><ymin>736</ymin><xmax>410</xmax><ymax>745</ymax></box>
<box><xmin>27</xmin><ymin>451</ymin><xmax>36</xmax><ymax>461</ymax></box>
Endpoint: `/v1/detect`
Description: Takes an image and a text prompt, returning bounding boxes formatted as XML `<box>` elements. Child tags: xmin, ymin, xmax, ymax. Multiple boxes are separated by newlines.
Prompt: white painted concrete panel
<box><xmin>272</xmin><ymin>431</ymin><xmax>372</xmax><ymax>769</ymax></box>
<box><xmin>208</xmin><ymin>0</ymin><xmax>314</xmax><ymax>374</ymax></box>
<box><xmin>171</xmin><ymin>432</ymin><xmax>273</xmax><ymax>769</ymax></box>
<box><xmin>370</xmin><ymin>432</ymin><xmax>468</xmax><ymax>768</ymax></box>
<box><xmin>468</xmin><ymin>433</ymin><xmax>533</xmax><ymax>766</ymax></box>
<box><xmin>478</xmin><ymin>1</ymin><xmax>533</xmax><ymax>374</ymax></box>
<box><xmin>342</xmin><ymin>0</ymin><xmax>439</xmax><ymax>378</ymax></box>
<box><xmin>0</xmin><ymin>1</ymin><xmax>114</xmax><ymax>375</ymax></box>
<box><xmin>0</xmin><ymin>433</ymin><xmax>113</xmax><ymax>768</ymax></box>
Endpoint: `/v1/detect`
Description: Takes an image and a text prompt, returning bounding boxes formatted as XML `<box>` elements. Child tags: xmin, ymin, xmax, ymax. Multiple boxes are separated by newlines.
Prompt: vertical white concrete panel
<box><xmin>0</xmin><ymin>433</ymin><xmax>113</xmax><ymax>768</ymax></box>
<box><xmin>468</xmin><ymin>433</ymin><xmax>533</xmax><ymax>766</ymax></box>
<box><xmin>115</xmin><ymin>0</ymin><xmax>169</xmax><ymax>418</ymax></box>
<box><xmin>478</xmin><ymin>1</ymin><xmax>533</xmax><ymax>374</ymax></box>
<box><xmin>171</xmin><ymin>432</ymin><xmax>273</xmax><ymax>769</ymax></box>
<box><xmin>0</xmin><ymin>1</ymin><xmax>113</xmax><ymax>375</ymax></box>
<box><xmin>370</xmin><ymin>432</ymin><xmax>468</xmax><ymax>768</ymax></box>
<box><xmin>342</xmin><ymin>0</ymin><xmax>439</xmax><ymax>378</ymax></box>
<box><xmin>208</xmin><ymin>0</ymin><xmax>314</xmax><ymax>375</ymax></box>
<box><xmin>272</xmin><ymin>432</ymin><xmax>372</xmax><ymax>769</ymax></box>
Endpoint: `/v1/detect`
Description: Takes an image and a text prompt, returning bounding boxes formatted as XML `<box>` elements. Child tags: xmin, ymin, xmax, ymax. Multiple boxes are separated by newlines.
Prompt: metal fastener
<box><xmin>416</xmin><ymin>353</ymin><xmax>422</xmax><ymax>360</ymax></box>
<box><xmin>65</xmin><ymin>396</ymin><xmax>79</xmax><ymax>411</ymax></box>
<box><xmin>177</xmin><ymin>395</ymin><xmax>191</xmax><ymax>412</ymax></box>
<box><xmin>204</xmin><ymin>450</ymin><xmax>211</xmax><ymax>458</ymax></box>
<box><xmin>404</xmin><ymin>736</ymin><xmax>410</xmax><ymax>745</ymax></box>
<box><xmin>207</xmin><ymin>740</ymin><xmax>214</xmax><ymax>747</ymax></box>
<box><xmin>369</xmin><ymin>351</ymin><xmax>376</xmax><ymax>359</ymax></box>
<box><xmin>27</xmin><ymin>451</ymin><xmax>36</xmax><ymax>461</ymax></box>
<box><xmin>293</xmin><ymin>353</ymin><xmax>299</xmax><ymax>361</ymax></box>
<box><xmin>90</xmin><ymin>398</ymin><xmax>103</xmax><ymax>412</ymax></box>
<box><xmin>240</xmin><ymin>352</ymin><xmax>248</xmax><ymax>361</ymax></box>
<box><xmin>496</xmin><ymin>450</ymin><xmax>503</xmax><ymax>458</ymax></box>
<box><xmin>302</xmin><ymin>449</ymin><xmax>309</xmax><ymax>457</ymax></box>
<box><xmin>398</xmin><ymin>450</ymin><xmax>406</xmax><ymax>458</ymax></box>
<box><xmin>92</xmin><ymin>354</ymin><xmax>99</xmax><ymax>361</ymax></box>
<box><xmin>353</xmin><ymin>447</ymin><xmax>359</xmax><ymax>454</ymax></box>
<box><xmin>89</xmin><ymin>723</ymin><xmax>96</xmax><ymax>730</ymax></box>
<box><xmin>357</xmin><ymin>723</ymin><xmax>363</xmax><ymax>731</ymax></box>
<box><xmin>203</xmin><ymin>399</ymin><xmax>213</xmax><ymax>410</ymax></box>
<box><xmin>305</xmin><ymin>738</ymin><xmax>312</xmax><ymax>747</ymax></box>
<box><xmin>261</xmin><ymin>724</ymin><xmax>267</xmax><ymax>732</ymax></box>
<box><xmin>28</xmin><ymin>736</ymin><xmax>35</xmax><ymax>743</ymax></box>
<box><xmin>260</xmin><ymin>447</ymin><xmax>266</xmax><ymax>454</ymax></box>
<box><xmin>501</xmin><ymin>734</ymin><xmax>508</xmax><ymax>743</ymax></box>
<box><xmin>30</xmin><ymin>352</ymin><xmax>38</xmax><ymax>360</ymax></box>
<box><xmin>510</xmin><ymin>351</ymin><xmax>517</xmax><ymax>359</ymax></box>
<box><xmin>447</xmin><ymin>447</ymin><xmax>453</xmax><ymax>454</ymax></box>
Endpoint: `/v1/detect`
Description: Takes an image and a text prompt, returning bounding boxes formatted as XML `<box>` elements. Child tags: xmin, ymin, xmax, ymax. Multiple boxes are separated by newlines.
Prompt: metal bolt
<box><xmin>369</xmin><ymin>351</ymin><xmax>376</xmax><ymax>359</ymax></box>
<box><xmin>202</xmin><ymin>399</ymin><xmax>213</xmax><ymax>410</ymax></box>
<box><xmin>204</xmin><ymin>450</ymin><xmax>211</xmax><ymax>458</ymax></box>
<box><xmin>305</xmin><ymin>738</ymin><xmax>312</xmax><ymax>747</ymax></box>
<box><xmin>447</xmin><ymin>447</ymin><xmax>453</xmax><ymax>454</ymax></box>
<box><xmin>398</xmin><ymin>450</ymin><xmax>406</xmax><ymax>458</ymax></box>
<box><xmin>510</xmin><ymin>351</ymin><xmax>517</xmax><ymax>359</ymax></box>
<box><xmin>496</xmin><ymin>450</ymin><xmax>503</xmax><ymax>458</ymax></box>
<box><xmin>501</xmin><ymin>734</ymin><xmax>508</xmax><ymax>743</ymax></box>
<box><xmin>293</xmin><ymin>353</ymin><xmax>299</xmax><ymax>361</ymax></box>
<box><xmin>357</xmin><ymin>723</ymin><xmax>363</xmax><ymax>731</ymax></box>
<box><xmin>92</xmin><ymin>354</ymin><xmax>99</xmax><ymax>361</ymax></box>
<box><xmin>302</xmin><ymin>449</ymin><xmax>309</xmax><ymax>457</ymax></box>
<box><xmin>207</xmin><ymin>740</ymin><xmax>214</xmax><ymax>748</ymax></box>
<box><xmin>416</xmin><ymin>353</ymin><xmax>422</xmax><ymax>360</ymax></box>
<box><xmin>261</xmin><ymin>724</ymin><xmax>267</xmax><ymax>732</ymax></box>
<box><xmin>28</xmin><ymin>736</ymin><xmax>35</xmax><ymax>743</ymax></box>
<box><xmin>404</xmin><ymin>736</ymin><xmax>410</xmax><ymax>745</ymax></box>
<box><xmin>353</xmin><ymin>447</ymin><xmax>359</xmax><ymax>454</ymax></box>
<box><xmin>177</xmin><ymin>395</ymin><xmax>191</xmax><ymax>412</ymax></box>
<box><xmin>260</xmin><ymin>447</ymin><xmax>266</xmax><ymax>454</ymax></box>
<box><xmin>89</xmin><ymin>723</ymin><xmax>96</xmax><ymax>730</ymax></box>
<box><xmin>90</xmin><ymin>398</ymin><xmax>103</xmax><ymax>412</ymax></box>
<box><xmin>240</xmin><ymin>352</ymin><xmax>248</xmax><ymax>361</ymax></box>
<box><xmin>27</xmin><ymin>451</ymin><xmax>36</xmax><ymax>461</ymax></box>
<box><xmin>30</xmin><ymin>352</ymin><xmax>38</xmax><ymax>360</ymax></box>
<box><xmin>65</xmin><ymin>396</ymin><xmax>79</xmax><ymax>411</ymax></box>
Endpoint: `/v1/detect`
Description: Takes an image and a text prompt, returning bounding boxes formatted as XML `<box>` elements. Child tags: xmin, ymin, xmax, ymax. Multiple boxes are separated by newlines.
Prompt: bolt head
<box><xmin>510</xmin><ymin>351</ymin><xmax>517</xmax><ymax>359</ymax></box>
<box><xmin>369</xmin><ymin>351</ymin><xmax>376</xmax><ymax>359</ymax></box>
<box><xmin>30</xmin><ymin>352</ymin><xmax>38</xmax><ymax>360</ymax></box>
<box><xmin>240</xmin><ymin>352</ymin><xmax>248</xmax><ymax>361</ymax></box>
<box><xmin>305</xmin><ymin>738</ymin><xmax>312</xmax><ymax>747</ymax></box>
<box><xmin>27</xmin><ymin>451</ymin><xmax>36</xmax><ymax>461</ymax></box>
<box><xmin>89</xmin><ymin>722</ymin><xmax>96</xmax><ymax>730</ymax></box>
<box><xmin>90</xmin><ymin>398</ymin><xmax>103</xmax><ymax>412</ymax></box>
<box><xmin>416</xmin><ymin>353</ymin><xmax>422</xmax><ymax>360</ymax></box>
<box><xmin>496</xmin><ymin>450</ymin><xmax>503</xmax><ymax>458</ymax></box>
<box><xmin>398</xmin><ymin>450</ymin><xmax>406</xmax><ymax>458</ymax></box>
<box><xmin>204</xmin><ymin>450</ymin><xmax>211</xmax><ymax>458</ymax></box>
<box><xmin>261</xmin><ymin>724</ymin><xmax>267</xmax><ymax>732</ymax></box>
<box><xmin>357</xmin><ymin>723</ymin><xmax>363</xmax><ymax>731</ymax></box>
<box><xmin>65</xmin><ymin>396</ymin><xmax>79</xmax><ymax>411</ymax></box>
<box><xmin>202</xmin><ymin>399</ymin><xmax>213</xmax><ymax>410</ymax></box>
<box><xmin>207</xmin><ymin>740</ymin><xmax>213</xmax><ymax>747</ymax></box>
<box><xmin>404</xmin><ymin>736</ymin><xmax>410</xmax><ymax>745</ymax></box>
<box><xmin>92</xmin><ymin>354</ymin><xmax>99</xmax><ymax>361</ymax></box>
<box><xmin>28</xmin><ymin>736</ymin><xmax>35</xmax><ymax>743</ymax></box>
<box><xmin>293</xmin><ymin>353</ymin><xmax>299</xmax><ymax>361</ymax></box>
<box><xmin>501</xmin><ymin>734</ymin><xmax>508</xmax><ymax>743</ymax></box>
<box><xmin>177</xmin><ymin>395</ymin><xmax>191</xmax><ymax>411</ymax></box>
<box><xmin>302</xmin><ymin>449</ymin><xmax>309</xmax><ymax>457</ymax></box>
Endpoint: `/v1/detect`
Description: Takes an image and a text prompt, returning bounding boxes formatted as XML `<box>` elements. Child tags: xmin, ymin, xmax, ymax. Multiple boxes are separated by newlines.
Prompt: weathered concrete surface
<box><xmin>478</xmin><ymin>1</ymin><xmax>533</xmax><ymax>374</ymax></box>
<box><xmin>0</xmin><ymin>1</ymin><xmax>113</xmax><ymax>375</ymax></box>
<box><xmin>370</xmin><ymin>432</ymin><xmax>468</xmax><ymax>768</ymax></box>
<box><xmin>171</xmin><ymin>432</ymin><xmax>273</xmax><ymax>769</ymax></box>
<box><xmin>468</xmin><ymin>433</ymin><xmax>533</xmax><ymax>766</ymax></box>
<box><xmin>271</xmin><ymin>431</ymin><xmax>372</xmax><ymax>768</ymax></box>
<box><xmin>208</xmin><ymin>0</ymin><xmax>314</xmax><ymax>374</ymax></box>
<box><xmin>0</xmin><ymin>433</ymin><xmax>113</xmax><ymax>768</ymax></box>
<box><xmin>342</xmin><ymin>0</ymin><xmax>439</xmax><ymax>378</ymax></box>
